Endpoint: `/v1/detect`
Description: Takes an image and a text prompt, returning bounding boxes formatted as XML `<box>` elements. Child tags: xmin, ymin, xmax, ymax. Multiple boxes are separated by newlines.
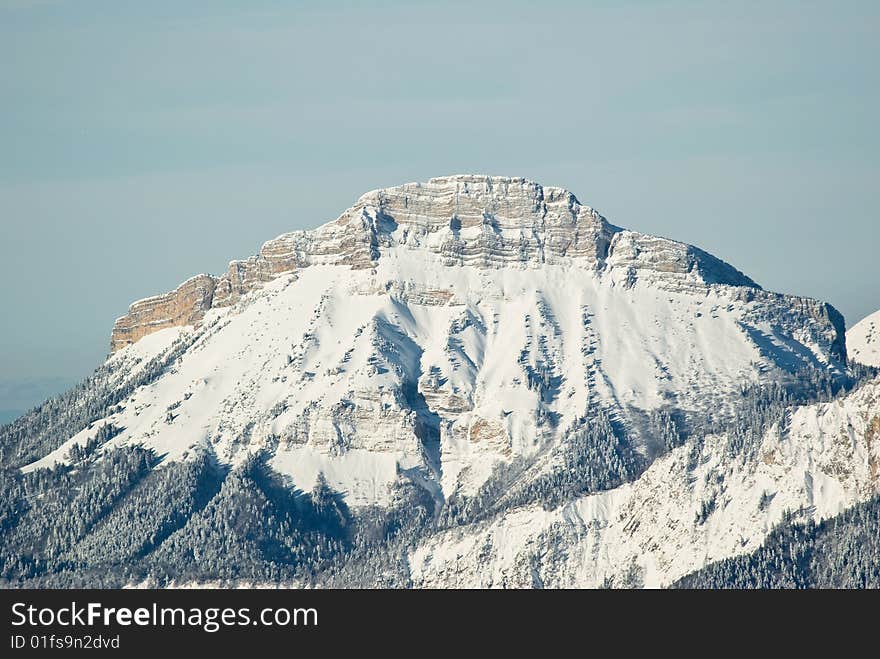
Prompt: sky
<box><xmin>1</xmin><ymin>0</ymin><xmax>878</xmax><ymax>418</ymax></box>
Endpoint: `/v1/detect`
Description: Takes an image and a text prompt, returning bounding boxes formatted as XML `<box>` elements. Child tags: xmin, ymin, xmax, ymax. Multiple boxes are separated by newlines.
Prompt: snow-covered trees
<box><xmin>0</xmin><ymin>331</ymin><xmax>199</xmax><ymax>468</ymax></box>
<box><xmin>675</xmin><ymin>496</ymin><xmax>880</xmax><ymax>588</ymax></box>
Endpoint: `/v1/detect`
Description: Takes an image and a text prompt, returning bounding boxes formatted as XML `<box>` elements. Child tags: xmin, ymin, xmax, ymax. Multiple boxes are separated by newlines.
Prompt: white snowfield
<box><xmin>29</xmin><ymin>258</ymin><xmax>822</xmax><ymax>502</ymax></box>
<box><xmin>20</xmin><ymin>175</ymin><xmax>870</xmax><ymax>587</ymax></box>
<box><xmin>848</xmin><ymin>310</ymin><xmax>880</xmax><ymax>367</ymax></box>
<box><xmin>409</xmin><ymin>378</ymin><xmax>880</xmax><ymax>587</ymax></box>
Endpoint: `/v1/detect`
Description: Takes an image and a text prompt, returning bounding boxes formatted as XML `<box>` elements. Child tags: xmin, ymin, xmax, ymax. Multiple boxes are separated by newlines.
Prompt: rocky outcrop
<box><xmin>111</xmin><ymin>175</ymin><xmax>788</xmax><ymax>353</ymax></box>
<box><xmin>110</xmin><ymin>234</ymin><xmax>307</xmax><ymax>352</ymax></box>
<box><xmin>110</xmin><ymin>275</ymin><xmax>216</xmax><ymax>352</ymax></box>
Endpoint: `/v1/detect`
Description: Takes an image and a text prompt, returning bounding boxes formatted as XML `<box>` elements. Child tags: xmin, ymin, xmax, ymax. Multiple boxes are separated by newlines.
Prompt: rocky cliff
<box><xmin>111</xmin><ymin>175</ymin><xmax>771</xmax><ymax>353</ymax></box>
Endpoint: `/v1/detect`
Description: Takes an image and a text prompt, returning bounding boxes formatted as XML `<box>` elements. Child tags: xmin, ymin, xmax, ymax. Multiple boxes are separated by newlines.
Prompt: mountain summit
<box><xmin>110</xmin><ymin>175</ymin><xmax>766</xmax><ymax>352</ymax></box>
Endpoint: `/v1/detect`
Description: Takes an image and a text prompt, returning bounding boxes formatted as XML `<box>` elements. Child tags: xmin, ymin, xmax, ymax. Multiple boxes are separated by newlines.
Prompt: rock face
<box><xmin>110</xmin><ymin>275</ymin><xmax>217</xmax><ymax>352</ymax></box>
<box><xmin>111</xmin><ymin>175</ymin><xmax>771</xmax><ymax>353</ymax></box>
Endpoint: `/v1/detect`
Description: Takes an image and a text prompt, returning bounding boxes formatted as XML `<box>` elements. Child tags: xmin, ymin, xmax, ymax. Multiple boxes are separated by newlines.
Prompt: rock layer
<box><xmin>110</xmin><ymin>275</ymin><xmax>216</xmax><ymax>352</ymax></box>
<box><xmin>111</xmin><ymin>175</ymin><xmax>764</xmax><ymax>353</ymax></box>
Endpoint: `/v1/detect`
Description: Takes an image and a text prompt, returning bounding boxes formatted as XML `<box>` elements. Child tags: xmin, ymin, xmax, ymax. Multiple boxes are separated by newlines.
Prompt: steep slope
<box><xmin>848</xmin><ymin>310</ymin><xmax>880</xmax><ymax>367</ymax></box>
<box><xmin>674</xmin><ymin>494</ymin><xmax>880</xmax><ymax>588</ymax></box>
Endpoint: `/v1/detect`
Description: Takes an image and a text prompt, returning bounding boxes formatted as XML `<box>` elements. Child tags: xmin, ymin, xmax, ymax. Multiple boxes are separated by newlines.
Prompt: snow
<box><xmin>270</xmin><ymin>446</ymin><xmax>407</xmax><ymax>507</ymax></box>
<box><xmin>20</xmin><ymin>240</ymin><xmax>845</xmax><ymax>507</ymax></box>
<box><xmin>409</xmin><ymin>376</ymin><xmax>880</xmax><ymax>588</ymax></box>
<box><xmin>107</xmin><ymin>326</ymin><xmax>186</xmax><ymax>370</ymax></box>
<box><xmin>847</xmin><ymin>309</ymin><xmax>880</xmax><ymax>367</ymax></box>
<box><xmin>23</xmin><ymin>326</ymin><xmax>189</xmax><ymax>473</ymax></box>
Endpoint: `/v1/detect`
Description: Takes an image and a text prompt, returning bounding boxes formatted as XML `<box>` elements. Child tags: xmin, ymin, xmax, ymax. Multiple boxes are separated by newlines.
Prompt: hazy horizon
<box><xmin>2</xmin><ymin>1</ymin><xmax>878</xmax><ymax>416</ymax></box>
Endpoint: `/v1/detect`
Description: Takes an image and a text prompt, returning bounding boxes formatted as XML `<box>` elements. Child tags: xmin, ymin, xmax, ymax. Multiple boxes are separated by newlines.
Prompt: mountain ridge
<box><xmin>110</xmin><ymin>175</ymin><xmax>768</xmax><ymax>353</ymax></box>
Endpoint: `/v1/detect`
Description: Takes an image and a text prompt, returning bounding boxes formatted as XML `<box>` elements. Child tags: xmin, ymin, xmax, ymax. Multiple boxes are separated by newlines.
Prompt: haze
<box><xmin>1</xmin><ymin>0</ymin><xmax>878</xmax><ymax>418</ymax></box>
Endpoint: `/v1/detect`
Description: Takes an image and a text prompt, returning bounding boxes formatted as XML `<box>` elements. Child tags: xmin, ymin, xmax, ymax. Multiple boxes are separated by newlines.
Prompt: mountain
<box><xmin>848</xmin><ymin>310</ymin><xmax>880</xmax><ymax>367</ymax></box>
<box><xmin>0</xmin><ymin>175</ymin><xmax>875</xmax><ymax>588</ymax></box>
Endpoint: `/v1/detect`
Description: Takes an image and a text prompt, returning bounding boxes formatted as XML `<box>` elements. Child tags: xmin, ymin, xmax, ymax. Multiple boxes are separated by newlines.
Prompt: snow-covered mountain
<box><xmin>25</xmin><ymin>176</ymin><xmax>846</xmax><ymax>501</ymax></box>
<box><xmin>848</xmin><ymin>310</ymin><xmax>880</xmax><ymax>367</ymax></box>
<box><xmin>1</xmin><ymin>175</ymin><xmax>875</xmax><ymax>588</ymax></box>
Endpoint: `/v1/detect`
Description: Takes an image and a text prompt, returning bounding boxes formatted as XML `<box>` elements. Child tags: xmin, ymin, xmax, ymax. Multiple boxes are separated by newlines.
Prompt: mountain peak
<box><xmin>370</xmin><ymin>174</ymin><xmax>579</xmax><ymax>200</ymax></box>
<box><xmin>111</xmin><ymin>176</ymin><xmax>771</xmax><ymax>352</ymax></box>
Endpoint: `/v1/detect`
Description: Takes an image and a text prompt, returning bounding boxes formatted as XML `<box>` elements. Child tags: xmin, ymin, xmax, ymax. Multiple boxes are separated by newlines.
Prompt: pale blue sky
<box><xmin>1</xmin><ymin>0</ymin><xmax>878</xmax><ymax>416</ymax></box>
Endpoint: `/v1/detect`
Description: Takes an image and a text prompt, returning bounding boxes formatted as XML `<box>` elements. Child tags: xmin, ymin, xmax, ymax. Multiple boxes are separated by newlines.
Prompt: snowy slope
<box><xmin>23</xmin><ymin>176</ymin><xmax>847</xmax><ymax>515</ymax></box>
<box><xmin>409</xmin><ymin>376</ymin><xmax>880</xmax><ymax>588</ymax></box>
<box><xmin>848</xmin><ymin>310</ymin><xmax>880</xmax><ymax>367</ymax></box>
